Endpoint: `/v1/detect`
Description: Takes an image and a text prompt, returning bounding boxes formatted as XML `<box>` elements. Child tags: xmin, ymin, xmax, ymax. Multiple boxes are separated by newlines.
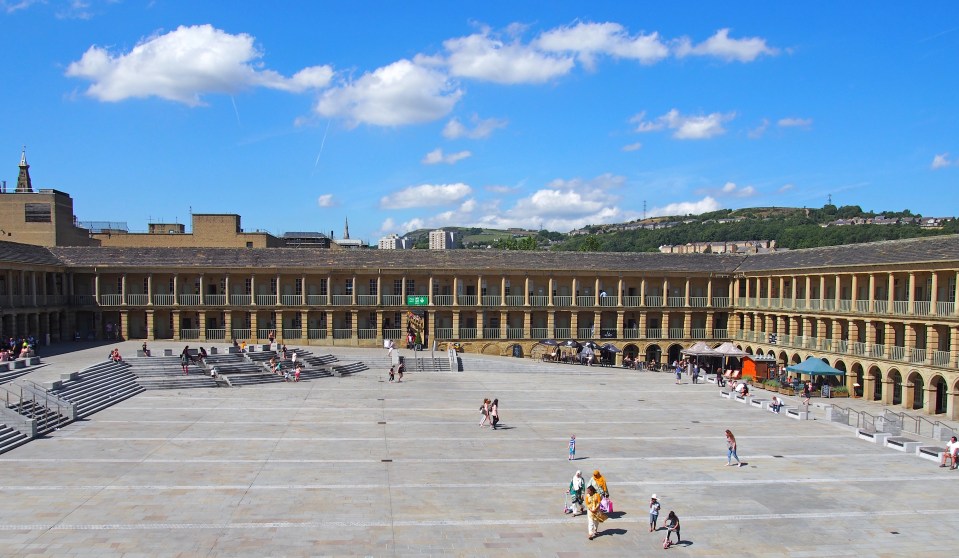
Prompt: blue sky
<box><xmin>2</xmin><ymin>1</ymin><xmax>957</xmax><ymax>242</ymax></box>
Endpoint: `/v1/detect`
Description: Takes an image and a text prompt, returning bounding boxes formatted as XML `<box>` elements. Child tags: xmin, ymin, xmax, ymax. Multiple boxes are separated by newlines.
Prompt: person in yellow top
<box><xmin>584</xmin><ymin>485</ymin><xmax>607</xmax><ymax>539</ymax></box>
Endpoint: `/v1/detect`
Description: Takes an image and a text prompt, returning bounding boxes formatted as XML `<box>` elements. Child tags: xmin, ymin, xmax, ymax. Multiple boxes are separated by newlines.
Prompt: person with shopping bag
<box><xmin>588</xmin><ymin>470</ymin><xmax>613</xmax><ymax>513</ymax></box>
<box><xmin>566</xmin><ymin>470</ymin><xmax>586</xmax><ymax>516</ymax></box>
<box><xmin>584</xmin><ymin>485</ymin><xmax>607</xmax><ymax>540</ymax></box>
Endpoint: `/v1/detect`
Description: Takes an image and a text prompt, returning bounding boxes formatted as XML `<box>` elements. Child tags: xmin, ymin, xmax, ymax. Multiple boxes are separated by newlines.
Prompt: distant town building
<box><xmin>658</xmin><ymin>240</ymin><xmax>778</xmax><ymax>254</ymax></box>
<box><xmin>283</xmin><ymin>231</ymin><xmax>331</xmax><ymax>248</ymax></box>
<box><xmin>429</xmin><ymin>229</ymin><xmax>459</xmax><ymax>249</ymax></box>
<box><xmin>378</xmin><ymin>234</ymin><xmax>412</xmax><ymax>250</ymax></box>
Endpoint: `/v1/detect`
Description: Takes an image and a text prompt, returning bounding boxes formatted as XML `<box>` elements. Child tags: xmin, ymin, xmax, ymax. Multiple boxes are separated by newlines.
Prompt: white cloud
<box><xmin>66</xmin><ymin>24</ymin><xmax>333</xmax><ymax>105</ymax></box>
<box><xmin>748</xmin><ymin>118</ymin><xmax>769</xmax><ymax>139</ymax></box>
<box><xmin>379</xmin><ymin>217</ymin><xmax>396</xmax><ymax>233</ymax></box>
<box><xmin>706</xmin><ymin>182</ymin><xmax>757</xmax><ymax>198</ymax></box>
<box><xmin>622</xmin><ymin>142</ymin><xmax>643</xmax><ymax>152</ymax></box>
<box><xmin>400</xmin><ymin>217</ymin><xmax>427</xmax><ymax>233</ymax></box>
<box><xmin>778</xmin><ymin>117</ymin><xmax>812</xmax><ymax>128</ymax></box>
<box><xmin>316</xmin><ymin>59</ymin><xmax>461</xmax><ymax>127</ymax></box>
<box><xmin>632</xmin><ymin>109</ymin><xmax>734</xmax><ymax>139</ymax></box>
<box><xmin>484</xmin><ymin>184</ymin><xmax>518</xmax><ymax>194</ymax></box>
<box><xmin>778</xmin><ymin>184</ymin><xmax>795</xmax><ymax>193</ymax></box>
<box><xmin>674</xmin><ymin>28</ymin><xmax>778</xmax><ymax>62</ymax></box>
<box><xmin>535</xmin><ymin>21</ymin><xmax>669</xmax><ymax>69</ymax></box>
<box><xmin>648</xmin><ymin>196</ymin><xmax>721</xmax><ymax>217</ymax></box>
<box><xmin>442</xmin><ymin>114</ymin><xmax>508</xmax><ymax>139</ymax></box>
<box><xmin>316</xmin><ymin>194</ymin><xmax>335</xmax><ymax>207</ymax></box>
<box><xmin>1</xmin><ymin>0</ymin><xmax>41</xmax><ymax>14</ymax></box>
<box><xmin>381</xmin><ymin>183</ymin><xmax>472</xmax><ymax>209</ymax></box>
<box><xmin>931</xmin><ymin>153</ymin><xmax>953</xmax><ymax>169</ymax></box>
<box><xmin>442</xmin><ymin>30</ymin><xmax>575</xmax><ymax>84</ymax></box>
<box><xmin>422</xmin><ymin>148</ymin><xmax>472</xmax><ymax>165</ymax></box>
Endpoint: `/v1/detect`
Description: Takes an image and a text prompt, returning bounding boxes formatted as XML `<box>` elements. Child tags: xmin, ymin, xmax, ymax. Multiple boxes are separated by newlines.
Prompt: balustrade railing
<box><xmin>281</xmin><ymin>328</ymin><xmax>301</xmax><ymax>339</ymax></box>
<box><xmin>937</xmin><ymin>301</ymin><xmax>955</xmax><ymax>316</ymax></box>
<box><xmin>507</xmin><ymin>328</ymin><xmax>524</xmax><ymax>339</ymax></box>
<box><xmin>231</xmin><ymin>328</ymin><xmax>251</xmax><ymax>339</ymax></box>
<box><xmin>481</xmin><ymin>296</ymin><xmax>501</xmax><ymax>306</ymax></box>
<box><xmin>688</xmin><ymin>296</ymin><xmax>708</xmax><ymax>308</ymax></box>
<box><xmin>530</xmin><ymin>295</ymin><xmax>548</xmax><ymax>306</ymax></box>
<box><xmin>888</xmin><ymin>345</ymin><xmax>906</xmax><ymax>361</ymax></box>
<box><xmin>333</xmin><ymin>329</ymin><xmax>352</xmax><ymax>339</ymax></box>
<box><xmin>531</xmin><ymin>327</ymin><xmax>549</xmax><ymax>339</ymax></box>
<box><xmin>932</xmin><ymin>350</ymin><xmax>951</xmax><ymax>366</ymax></box>
<box><xmin>205</xmin><ymin>294</ymin><xmax>226</xmax><ymax>305</ymax></box>
<box><xmin>691</xmin><ymin>328</ymin><xmax>707</xmax><ymax>339</ymax></box>
<box><xmin>434</xmin><ymin>295</ymin><xmax>454</xmax><ymax>306</ymax></box>
<box><xmin>180</xmin><ymin>328</ymin><xmax>200</xmax><ymax>340</ymax></box>
<box><xmin>459</xmin><ymin>327</ymin><xmax>478</xmax><ymax>339</ymax></box>
<box><xmin>256</xmin><ymin>328</ymin><xmax>273</xmax><ymax>339</ymax></box>
<box><xmin>795</xmin><ymin>300</ymin><xmax>806</xmax><ymax>310</ymax></box>
<box><xmin>331</xmin><ymin>295</ymin><xmax>352</xmax><ymax>305</ymax></box>
<box><xmin>809</xmin><ymin>300</ymin><xmax>821</xmax><ymax>311</ymax></box>
<box><xmin>357</xmin><ymin>294</ymin><xmax>378</xmax><ymax>305</ymax></box>
<box><xmin>554</xmin><ymin>295</ymin><xmax>573</xmax><ymax>307</ymax></box>
<box><xmin>623</xmin><ymin>295</ymin><xmax>641</xmax><ymax>307</ymax></box>
<box><xmin>891</xmin><ymin>300</ymin><xmax>909</xmax><ymax>314</ymax></box>
<box><xmin>645</xmin><ymin>295</ymin><xmax>663</xmax><ymax>307</ymax></box>
<box><xmin>666</xmin><ymin>296</ymin><xmax>683</xmax><ymax>307</ymax></box>
<box><xmin>554</xmin><ymin>327</ymin><xmax>572</xmax><ymax>339</ymax></box>
<box><xmin>179</xmin><ymin>294</ymin><xmax>201</xmax><ymax>306</ymax></box>
<box><xmin>206</xmin><ymin>328</ymin><xmax>226</xmax><ymax>340</ymax></box>
<box><xmin>623</xmin><ymin>328</ymin><xmax>641</xmax><ymax>339</ymax></box>
<box><xmin>357</xmin><ymin>329</ymin><xmax>377</xmax><ymax>340</ymax></box>
<box><xmin>870</xmin><ymin>344</ymin><xmax>886</xmax><ymax>358</ymax></box>
<box><xmin>483</xmin><ymin>328</ymin><xmax>501</xmax><ymax>339</ymax></box>
<box><xmin>124</xmin><ymin>293</ymin><xmax>148</xmax><ymax>305</ymax></box>
<box><xmin>713</xmin><ymin>328</ymin><xmax>728</xmax><ymax>338</ymax></box>
<box><xmin>855</xmin><ymin>299</ymin><xmax>869</xmax><ymax>312</ymax></box>
<box><xmin>255</xmin><ymin>294</ymin><xmax>277</xmax><ymax>305</ymax></box>
<box><xmin>230</xmin><ymin>294</ymin><xmax>252</xmax><ymax>305</ymax></box>
<box><xmin>435</xmin><ymin>327</ymin><xmax>454</xmax><ymax>339</ymax></box>
<box><xmin>383</xmin><ymin>295</ymin><xmax>404</xmax><ymax>306</ymax></box>
<box><xmin>599</xmin><ymin>296</ymin><xmax>618</xmax><ymax>307</ymax></box>
<box><xmin>852</xmin><ymin>341</ymin><xmax>866</xmax><ymax>355</ymax></box>
<box><xmin>646</xmin><ymin>328</ymin><xmax>663</xmax><ymax>338</ymax></box>
<box><xmin>100</xmin><ymin>294</ymin><xmax>123</xmax><ymax>306</ymax></box>
<box><xmin>909</xmin><ymin>348</ymin><xmax>926</xmax><ymax>364</ymax></box>
<box><xmin>306</xmin><ymin>294</ymin><xmax>327</xmax><ymax>305</ymax></box>
<box><xmin>823</xmin><ymin>299</ymin><xmax>836</xmax><ymax>311</ymax></box>
<box><xmin>578</xmin><ymin>328</ymin><xmax>594</xmax><ymax>339</ymax></box>
<box><xmin>711</xmin><ymin>297</ymin><xmax>729</xmax><ymax>307</ymax></box>
<box><xmin>913</xmin><ymin>301</ymin><xmax>930</xmax><ymax>316</ymax></box>
<box><xmin>505</xmin><ymin>296</ymin><xmax>525</xmax><ymax>307</ymax></box>
<box><xmin>576</xmin><ymin>296</ymin><xmax>594</xmax><ymax>307</ymax></box>
<box><xmin>457</xmin><ymin>295</ymin><xmax>476</xmax><ymax>306</ymax></box>
<box><xmin>308</xmin><ymin>328</ymin><xmax>327</xmax><ymax>340</ymax></box>
<box><xmin>873</xmin><ymin>300</ymin><xmax>888</xmax><ymax>313</ymax></box>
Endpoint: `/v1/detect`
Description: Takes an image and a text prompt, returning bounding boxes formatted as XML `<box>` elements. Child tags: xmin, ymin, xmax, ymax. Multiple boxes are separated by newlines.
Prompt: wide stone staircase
<box><xmin>126</xmin><ymin>356</ymin><xmax>219</xmax><ymax>390</ymax></box>
<box><xmin>48</xmin><ymin>360</ymin><xmax>145</xmax><ymax>418</ymax></box>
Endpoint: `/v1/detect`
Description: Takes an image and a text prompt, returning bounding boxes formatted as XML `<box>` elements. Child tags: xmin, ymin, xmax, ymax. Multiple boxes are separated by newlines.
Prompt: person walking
<box><xmin>388</xmin><ymin>365</ymin><xmax>395</xmax><ymax>382</ymax></box>
<box><xmin>649</xmin><ymin>494</ymin><xmax>661</xmax><ymax>531</ymax></box>
<box><xmin>396</xmin><ymin>361</ymin><xmax>405</xmax><ymax>383</ymax></box>
<box><xmin>664</xmin><ymin>511</ymin><xmax>681</xmax><ymax>547</ymax></box>
<box><xmin>567</xmin><ymin>470</ymin><xmax>586</xmax><ymax>516</ymax></box>
<box><xmin>584</xmin><ymin>485</ymin><xmax>607</xmax><ymax>540</ymax></box>
<box><xmin>588</xmin><ymin>470</ymin><xmax>609</xmax><ymax>498</ymax></box>
<box><xmin>179</xmin><ymin>347</ymin><xmax>190</xmax><ymax>374</ymax></box>
<box><xmin>479</xmin><ymin>398</ymin><xmax>491</xmax><ymax>428</ymax></box>
<box><xmin>725</xmin><ymin>429</ymin><xmax>742</xmax><ymax>466</ymax></box>
<box><xmin>490</xmin><ymin>398</ymin><xmax>500</xmax><ymax>429</ymax></box>
<box><xmin>568</xmin><ymin>434</ymin><xmax>576</xmax><ymax>461</ymax></box>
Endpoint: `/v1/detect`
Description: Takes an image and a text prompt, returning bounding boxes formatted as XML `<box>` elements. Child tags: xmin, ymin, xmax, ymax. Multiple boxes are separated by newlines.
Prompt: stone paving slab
<box><xmin>1</xmin><ymin>344</ymin><xmax>958</xmax><ymax>556</ymax></box>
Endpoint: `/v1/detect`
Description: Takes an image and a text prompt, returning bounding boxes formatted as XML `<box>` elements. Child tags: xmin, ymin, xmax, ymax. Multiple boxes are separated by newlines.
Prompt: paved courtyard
<box><xmin>2</xmin><ymin>343</ymin><xmax>958</xmax><ymax>557</ymax></box>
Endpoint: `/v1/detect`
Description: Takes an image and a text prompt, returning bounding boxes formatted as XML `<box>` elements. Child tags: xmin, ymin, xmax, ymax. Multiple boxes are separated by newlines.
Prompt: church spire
<box><xmin>16</xmin><ymin>147</ymin><xmax>34</xmax><ymax>193</ymax></box>
<box><xmin>344</xmin><ymin>216</ymin><xmax>350</xmax><ymax>239</ymax></box>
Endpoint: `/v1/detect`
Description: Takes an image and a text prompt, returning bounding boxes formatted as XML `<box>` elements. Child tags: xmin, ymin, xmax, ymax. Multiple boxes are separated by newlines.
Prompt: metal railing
<box><xmin>357</xmin><ymin>329</ymin><xmax>377</xmax><ymax>340</ymax></box>
<box><xmin>306</xmin><ymin>294</ymin><xmax>327</xmax><ymax>305</ymax></box>
<box><xmin>331</xmin><ymin>295</ymin><xmax>353</xmax><ymax>305</ymax></box>
<box><xmin>507</xmin><ymin>327</ymin><xmax>524</xmax><ymax>339</ymax></box>
<box><xmin>892</xmin><ymin>300</ymin><xmax>909</xmax><ymax>314</ymax></box>
<box><xmin>554</xmin><ymin>327</ymin><xmax>572</xmax><ymax>339</ymax></box>
<box><xmin>913</xmin><ymin>301</ymin><xmax>930</xmax><ymax>315</ymax></box>
<box><xmin>909</xmin><ymin>348</ymin><xmax>926</xmax><ymax>364</ymax></box>
<box><xmin>933</xmin><ymin>350</ymin><xmax>951</xmax><ymax>367</ymax></box>
<box><xmin>855</xmin><ymin>300</ymin><xmax>869</xmax><ymax>312</ymax></box>
<box><xmin>646</xmin><ymin>328</ymin><xmax>663</xmax><ymax>338</ymax></box>
<box><xmin>308</xmin><ymin>328</ymin><xmax>327</xmax><ymax>340</ymax></box>
<box><xmin>100</xmin><ymin>294</ymin><xmax>123</xmax><ymax>306</ymax></box>
<box><xmin>458</xmin><ymin>328</ymin><xmax>478</xmax><ymax>339</ymax></box>
<box><xmin>889</xmin><ymin>345</ymin><xmax>907</xmax><ymax>361</ymax></box>
<box><xmin>457</xmin><ymin>295</ymin><xmax>477</xmax><ymax>306</ymax></box>
<box><xmin>206</xmin><ymin>294</ymin><xmax>226</xmax><ymax>305</ymax></box>
<box><xmin>435</xmin><ymin>327</ymin><xmax>454</xmax><ymax>339</ymax></box>
<box><xmin>530</xmin><ymin>295</ymin><xmax>548</xmax><ymax>306</ymax></box>
<box><xmin>530</xmin><ymin>327</ymin><xmax>549</xmax><ymax>339</ymax></box>
<box><xmin>937</xmin><ymin>301</ymin><xmax>955</xmax><ymax>316</ymax></box>
<box><xmin>713</xmin><ymin>329</ymin><xmax>728</xmax><ymax>338</ymax></box>
<box><xmin>382</xmin><ymin>328</ymin><xmax>402</xmax><ymax>340</ymax></box>
<box><xmin>623</xmin><ymin>328</ymin><xmax>641</xmax><ymax>339</ymax></box>
<box><xmin>505</xmin><ymin>295</ymin><xmax>525</xmax><ymax>306</ymax></box>
<box><xmin>689</xmin><ymin>296</ymin><xmax>708</xmax><ymax>307</ymax></box>
<box><xmin>206</xmin><ymin>328</ymin><xmax>226</xmax><ymax>340</ymax></box>
<box><xmin>178</xmin><ymin>294</ymin><xmax>201</xmax><ymax>306</ymax></box>
<box><xmin>434</xmin><ymin>295</ymin><xmax>454</xmax><ymax>306</ymax></box>
<box><xmin>873</xmin><ymin>300</ymin><xmax>888</xmax><ymax>313</ymax></box>
<box><xmin>231</xmin><ymin>328</ymin><xmax>251</xmax><ymax>339</ymax></box>
<box><xmin>691</xmin><ymin>328</ymin><xmax>707</xmax><ymax>339</ymax></box>
<box><xmin>126</xmin><ymin>294</ymin><xmax>148</xmax><ymax>305</ymax></box>
<box><xmin>667</xmin><ymin>297</ymin><xmax>684</xmax><ymax>307</ymax></box>
<box><xmin>712</xmin><ymin>297</ymin><xmax>729</xmax><ymax>307</ymax></box>
<box><xmin>256</xmin><ymin>294</ymin><xmax>277</xmax><ymax>305</ymax></box>
<box><xmin>280</xmin><ymin>294</ymin><xmax>301</xmax><ymax>305</ymax></box>
<box><xmin>230</xmin><ymin>294</ymin><xmax>252</xmax><ymax>305</ymax></box>
<box><xmin>576</xmin><ymin>296</ymin><xmax>594</xmax><ymax>307</ymax></box>
<box><xmin>481</xmin><ymin>296</ymin><xmax>502</xmax><ymax>306</ymax></box>
<box><xmin>357</xmin><ymin>294</ymin><xmax>378</xmax><ymax>305</ymax></box>
<box><xmin>483</xmin><ymin>328</ymin><xmax>501</xmax><ymax>339</ymax></box>
<box><xmin>333</xmin><ymin>329</ymin><xmax>352</xmax><ymax>339</ymax></box>
<box><xmin>282</xmin><ymin>328</ymin><xmax>302</xmax><ymax>340</ymax></box>
<box><xmin>623</xmin><ymin>295</ymin><xmax>641</xmax><ymax>307</ymax></box>
<box><xmin>599</xmin><ymin>296</ymin><xmax>618</xmax><ymax>307</ymax></box>
<box><xmin>180</xmin><ymin>328</ymin><xmax>200</xmax><ymax>340</ymax></box>
<box><xmin>553</xmin><ymin>295</ymin><xmax>573</xmax><ymax>307</ymax></box>
<box><xmin>645</xmin><ymin>295</ymin><xmax>663</xmax><ymax>307</ymax></box>
<box><xmin>383</xmin><ymin>295</ymin><xmax>404</xmax><ymax>306</ymax></box>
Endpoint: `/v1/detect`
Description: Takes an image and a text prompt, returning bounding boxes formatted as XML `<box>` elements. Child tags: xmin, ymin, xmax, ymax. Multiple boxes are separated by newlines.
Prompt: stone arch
<box><xmin>666</xmin><ymin>343</ymin><xmax>684</xmax><ymax>364</ymax></box>
<box><xmin>735</xmin><ymin>344</ymin><xmax>744</xmax><ymax>351</ymax></box>
<box><xmin>744</xmin><ymin>345</ymin><xmax>753</xmax><ymax>355</ymax></box>
<box><xmin>778</xmin><ymin>351</ymin><xmax>789</xmax><ymax>365</ymax></box>
<box><xmin>481</xmin><ymin>343</ymin><xmax>502</xmax><ymax>356</ymax></box>
<box><xmin>623</xmin><ymin>343</ymin><xmax>640</xmax><ymax>359</ymax></box>
<box><xmin>790</xmin><ymin>353</ymin><xmax>802</xmax><ymax>365</ymax></box>
<box><xmin>929</xmin><ymin>375</ymin><xmax>948</xmax><ymax>415</ymax></box>
<box><xmin>645</xmin><ymin>344</ymin><xmax>663</xmax><ymax>365</ymax></box>
<box><xmin>851</xmin><ymin>362</ymin><xmax>864</xmax><ymax>397</ymax></box>
<box><xmin>906</xmin><ymin>370</ymin><xmax>924</xmax><ymax>410</ymax></box>
<box><xmin>887</xmin><ymin>368</ymin><xmax>903</xmax><ymax>406</ymax></box>
<box><xmin>530</xmin><ymin>342</ymin><xmax>552</xmax><ymax>360</ymax></box>
<box><xmin>868</xmin><ymin>365</ymin><xmax>883</xmax><ymax>401</ymax></box>
<box><xmin>756</xmin><ymin>348</ymin><xmax>765</xmax><ymax>356</ymax></box>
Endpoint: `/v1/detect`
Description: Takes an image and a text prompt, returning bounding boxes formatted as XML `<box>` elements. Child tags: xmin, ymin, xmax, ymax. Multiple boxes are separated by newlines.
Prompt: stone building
<box><xmin>1</xmin><ymin>234</ymin><xmax>957</xmax><ymax>418</ymax></box>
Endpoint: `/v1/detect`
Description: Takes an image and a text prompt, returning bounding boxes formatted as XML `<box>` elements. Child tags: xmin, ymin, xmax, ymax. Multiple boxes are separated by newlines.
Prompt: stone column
<box><xmin>819</xmin><ymin>275</ymin><xmax>826</xmax><ymax>308</ymax></box>
<box><xmin>907</xmin><ymin>272</ymin><xmax>916</xmax><ymax>314</ymax></box>
<box><xmin>173</xmin><ymin>274</ymin><xmax>179</xmax><ymax>306</ymax></box>
<box><xmin>476</xmin><ymin>310</ymin><xmax>485</xmax><ymax>338</ymax></box>
<box><xmin>640</xmin><ymin>278</ymin><xmax>647</xmax><ymax>306</ymax></box>
<box><xmin>523</xmin><ymin>310</ymin><xmax>531</xmax><ymax>338</ymax></box>
<box><xmin>887</xmin><ymin>273</ymin><xmax>895</xmax><ymax>310</ymax></box>
<box><xmin>868</xmin><ymin>273</ymin><xmax>876</xmax><ymax>313</ymax></box>
<box><xmin>707</xmin><ymin>278</ymin><xmax>713</xmax><ymax>307</ymax></box>
<box><xmin>930</xmin><ymin>271</ymin><xmax>939</xmax><ymax>316</ymax></box>
<box><xmin>684</xmin><ymin>279</ymin><xmax>691</xmax><ymax>307</ymax></box>
<box><xmin>616</xmin><ymin>310</ymin><xmax>625</xmax><ymax>339</ymax></box>
<box><xmin>804</xmin><ymin>276</ymin><xmax>811</xmax><ymax>308</ymax></box>
<box><xmin>617</xmin><ymin>278</ymin><xmax>624</xmax><ymax>307</ymax></box>
<box><xmin>352</xmin><ymin>275</ymin><xmax>358</xmax><ymax>305</ymax></box>
<box><xmin>428</xmin><ymin>276</ymin><xmax>435</xmax><ymax>306</ymax></box>
<box><xmin>250</xmin><ymin>312</ymin><xmax>258</xmax><ymax>341</ymax></box>
<box><xmin>198</xmin><ymin>311</ymin><xmax>207</xmax><ymax>341</ymax></box>
<box><xmin>146</xmin><ymin>310</ymin><xmax>155</xmax><ymax>341</ymax></box>
<box><xmin>595</xmin><ymin>277</ymin><xmax>601</xmax><ymax>306</ymax></box>
<box><xmin>571</xmin><ymin>277</ymin><xmax>578</xmax><ymax>306</ymax></box>
<box><xmin>744</xmin><ymin>277</ymin><xmax>751</xmax><ymax>303</ymax></box>
<box><xmin>224</xmin><ymin>311</ymin><xmax>232</xmax><ymax>342</ymax></box>
<box><xmin>952</xmin><ymin>326</ymin><xmax>959</xmax><ymax>368</ymax></box>
<box><xmin>172</xmin><ymin>310</ymin><xmax>181</xmax><ymax>341</ymax></box>
<box><xmin>501</xmin><ymin>276</ymin><xmax>507</xmax><ymax>307</ymax></box>
<box><xmin>525</xmin><ymin>276</ymin><xmax>531</xmax><ymax>306</ymax></box>
<box><xmin>548</xmin><ymin>277</ymin><xmax>555</xmax><ymax>306</ymax></box>
<box><xmin>94</xmin><ymin>274</ymin><xmax>101</xmax><ymax>305</ymax></box>
<box><xmin>863</xmin><ymin>373</ymin><xmax>877</xmax><ymax>402</ymax></box>
<box><xmin>570</xmin><ymin>312</ymin><xmax>578</xmax><ymax>337</ymax></box>
<box><xmin>834</xmin><ymin>275</ymin><xmax>841</xmax><ymax>307</ymax></box>
<box><xmin>546</xmin><ymin>310</ymin><xmax>555</xmax><ymax>337</ymax></box>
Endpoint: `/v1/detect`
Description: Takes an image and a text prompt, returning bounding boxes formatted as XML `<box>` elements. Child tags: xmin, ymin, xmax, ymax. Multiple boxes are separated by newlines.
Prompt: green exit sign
<box><xmin>406</xmin><ymin>295</ymin><xmax>429</xmax><ymax>306</ymax></box>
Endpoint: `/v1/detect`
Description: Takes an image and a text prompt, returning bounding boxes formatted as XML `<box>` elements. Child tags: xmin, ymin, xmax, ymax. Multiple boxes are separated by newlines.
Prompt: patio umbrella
<box><xmin>539</xmin><ymin>339</ymin><xmax>559</xmax><ymax>346</ymax></box>
<box><xmin>562</xmin><ymin>340</ymin><xmax>581</xmax><ymax>348</ymax></box>
<box><xmin>601</xmin><ymin>343</ymin><xmax>621</xmax><ymax>353</ymax></box>
<box><xmin>582</xmin><ymin>341</ymin><xmax>602</xmax><ymax>350</ymax></box>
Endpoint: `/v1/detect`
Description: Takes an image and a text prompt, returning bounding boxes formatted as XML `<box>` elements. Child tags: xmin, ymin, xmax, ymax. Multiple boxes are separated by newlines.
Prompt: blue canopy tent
<box><xmin>786</xmin><ymin>356</ymin><xmax>844</xmax><ymax>378</ymax></box>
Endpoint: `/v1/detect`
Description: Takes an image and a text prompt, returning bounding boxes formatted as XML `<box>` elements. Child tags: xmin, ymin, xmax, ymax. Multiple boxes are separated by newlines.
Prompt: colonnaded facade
<box><xmin>0</xmin><ymin>234</ymin><xmax>958</xmax><ymax>418</ymax></box>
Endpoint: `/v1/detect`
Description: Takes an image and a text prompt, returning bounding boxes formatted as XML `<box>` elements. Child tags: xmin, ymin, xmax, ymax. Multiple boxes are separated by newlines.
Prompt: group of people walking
<box><xmin>478</xmin><ymin>398</ymin><xmax>500</xmax><ymax>429</ymax></box>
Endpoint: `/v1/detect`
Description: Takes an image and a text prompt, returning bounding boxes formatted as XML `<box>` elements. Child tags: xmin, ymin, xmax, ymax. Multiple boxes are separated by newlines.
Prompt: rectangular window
<box><xmin>194</xmin><ymin>277</ymin><xmax>200</xmax><ymax>294</ymax></box>
<box><xmin>320</xmin><ymin>278</ymin><xmax>328</xmax><ymax>296</ymax></box>
<box><xmin>116</xmin><ymin>277</ymin><xmax>122</xmax><ymax>293</ymax></box>
<box><xmin>406</xmin><ymin>279</ymin><xmax>415</xmax><ymax>295</ymax></box>
<box><xmin>24</xmin><ymin>203</ymin><xmax>52</xmax><ymax>223</ymax></box>
<box><xmin>345</xmin><ymin>278</ymin><xmax>354</xmax><ymax>295</ymax></box>
<box><xmin>270</xmin><ymin>277</ymin><xmax>277</xmax><ymax>295</ymax></box>
<box><xmin>220</xmin><ymin>278</ymin><xmax>226</xmax><ymax>294</ymax></box>
<box><xmin>169</xmin><ymin>278</ymin><xmax>175</xmax><ymax>295</ymax></box>
<box><xmin>369</xmin><ymin>279</ymin><xmax>377</xmax><ymax>296</ymax></box>
<box><xmin>295</xmin><ymin>278</ymin><xmax>303</xmax><ymax>296</ymax></box>
<box><xmin>393</xmin><ymin>279</ymin><xmax>402</xmax><ymax>295</ymax></box>
<box><xmin>143</xmin><ymin>278</ymin><xmax>148</xmax><ymax>293</ymax></box>
<box><xmin>245</xmin><ymin>278</ymin><xmax>252</xmax><ymax>295</ymax></box>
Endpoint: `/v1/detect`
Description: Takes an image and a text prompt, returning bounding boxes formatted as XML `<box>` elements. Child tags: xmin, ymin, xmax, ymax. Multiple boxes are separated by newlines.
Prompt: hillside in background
<box><xmin>394</xmin><ymin>205</ymin><xmax>958</xmax><ymax>252</ymax></box>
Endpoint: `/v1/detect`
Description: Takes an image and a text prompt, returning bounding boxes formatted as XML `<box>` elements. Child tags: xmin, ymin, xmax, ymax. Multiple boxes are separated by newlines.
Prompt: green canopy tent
<box><xmin>786</xmin><ymin>356</ymin><xmax>845</xmax><ymax>394</ymax></box>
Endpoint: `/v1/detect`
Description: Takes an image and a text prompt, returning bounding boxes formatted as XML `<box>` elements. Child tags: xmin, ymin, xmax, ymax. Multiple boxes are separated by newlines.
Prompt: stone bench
<box><xmin>164</xmin><ymin>349</ymin><xmax>173</xmax><ymax>356</ymax></box>
<box><xmin>735</xmin><ymin>394</ymin><xmax>750</xmax><ymax>404</ymax></box>
<box><xmin>0</xmin><ymin>362</ymin><xmax>8</xmax><ymax>372</ymax></box>
<box><xmin>917</xmin><ymin>446</ymin><xmax>947</xmax><ymax>464</ymax></box>
<box><xmin>857</xmin><ymin>430</ymin><xmax>890</xmax><ymax>444</ymax></box>
<box><xmin>13</xmin><ymin>359</ymin><xmax>26</xmax><ymax>369</ymax></box>
<box><xmin>786</xmin><ymin>407</ymin><xmax>809</xmax><ymax>420</ymax></box>
<box><xmin>750</xmin><ymin>399</ymin><xmax>769</xmax><ymax>410</ymax></box>
<box><xmin>720</xmin><ymin>390</ymin><xmax>732</xmax><ymax>399</ymax></box>
<box><xmin>885</xmin><ymin>436</ymin><xmax>922</xmax><ymax>453</ymax></box>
